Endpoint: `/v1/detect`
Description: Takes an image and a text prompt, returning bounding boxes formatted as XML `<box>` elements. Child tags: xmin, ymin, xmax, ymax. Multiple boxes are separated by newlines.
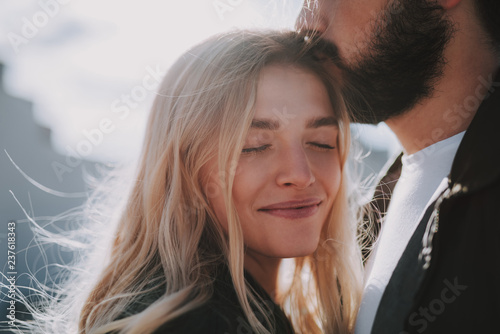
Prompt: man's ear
<box><xmin>437</xmin><ymin>0</ymin><xmax>462</xmax><ymax>10</ymax></box>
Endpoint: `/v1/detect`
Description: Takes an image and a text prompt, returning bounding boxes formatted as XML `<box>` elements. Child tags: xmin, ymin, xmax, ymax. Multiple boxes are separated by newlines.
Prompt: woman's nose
<box><xmin>295</xmin><ymin>1</ymin><xmax>327</xmax><ymax>36</ymax></box>
<box><xmin>275</xmin><ymin>146</ymin><xmax>315</xmax><ymax>189</ymax></box>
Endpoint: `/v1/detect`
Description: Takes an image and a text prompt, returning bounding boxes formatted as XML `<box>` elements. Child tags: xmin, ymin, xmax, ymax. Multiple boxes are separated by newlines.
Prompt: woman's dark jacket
<box><xmin>115</xmin><ymin>265</ymin><xmax>294</xmax><ymax>334</ymax></box>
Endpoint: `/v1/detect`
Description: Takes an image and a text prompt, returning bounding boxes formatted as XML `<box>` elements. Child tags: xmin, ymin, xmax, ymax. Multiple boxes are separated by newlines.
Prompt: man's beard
<box><xmin>336</xmin><ymin>0</ymin><xmax>455</xmax><ymax>124</ymax></box>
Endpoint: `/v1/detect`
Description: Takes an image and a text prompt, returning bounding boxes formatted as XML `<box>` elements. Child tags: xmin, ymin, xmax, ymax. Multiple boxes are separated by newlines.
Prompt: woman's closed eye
<box><xmin>241</xmin><ymin>142</ymin><xmax>335</xmax><ymax>155</ymax></box>
<box><xmin>308</xmin><ymin>142</ymin><xmax>336</xmax><ymax>151</ymax></box>
<box><xmin>241</xmin><ymin>144</ymin><xmax>272</xmax><ymax>155</ymax></box>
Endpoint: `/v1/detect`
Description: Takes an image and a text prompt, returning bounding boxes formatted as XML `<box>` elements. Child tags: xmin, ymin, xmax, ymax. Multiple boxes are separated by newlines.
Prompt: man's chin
<box><xmin>324</xmin><ymin>0</ymin><xmax>452</xmax><ymax>125</ymax></box>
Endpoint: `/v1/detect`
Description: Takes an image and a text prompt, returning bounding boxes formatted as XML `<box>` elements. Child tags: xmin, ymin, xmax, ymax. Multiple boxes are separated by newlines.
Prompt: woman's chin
<box><xmin>269</xmin><ymin>244</ymin><xmax>320</xmax><ymax>259</ymax></box>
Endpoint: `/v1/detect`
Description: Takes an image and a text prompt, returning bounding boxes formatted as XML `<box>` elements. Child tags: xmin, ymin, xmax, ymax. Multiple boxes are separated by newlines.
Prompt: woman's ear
<box><xmin>437</xmin><ymin>0</ymin><xmax>462</xmax><ymax>10</ymax></box>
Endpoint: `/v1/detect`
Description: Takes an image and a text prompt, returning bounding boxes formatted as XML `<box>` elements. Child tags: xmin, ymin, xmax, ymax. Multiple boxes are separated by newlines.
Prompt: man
<box><xmin>297</xmin><ymin>1</ymin><xmax>500</xmax><ymax>333</ymax></box>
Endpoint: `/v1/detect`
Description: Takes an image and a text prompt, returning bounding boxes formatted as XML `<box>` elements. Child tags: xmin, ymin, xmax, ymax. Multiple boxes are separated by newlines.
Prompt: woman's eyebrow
<box><xmin>306</xmin><ymin>116</ymin><xmax>338</xmax><ymax>129</ymax></box>
<box><xmin>250</xmin><ymin>116</ymin><xmax>338</xmax><ymax>130</ymax></box>
<box><xmin>250</xmin><ymin>119</ymin><xmax>281</xmax><ymax>130</ymax></box>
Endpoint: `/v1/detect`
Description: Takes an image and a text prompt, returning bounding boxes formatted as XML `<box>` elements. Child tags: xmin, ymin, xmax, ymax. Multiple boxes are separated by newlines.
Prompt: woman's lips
<box><xmin>258</xmin><ymin>199</ymin><xmax>322</xmax><ymax>219</ymax></box>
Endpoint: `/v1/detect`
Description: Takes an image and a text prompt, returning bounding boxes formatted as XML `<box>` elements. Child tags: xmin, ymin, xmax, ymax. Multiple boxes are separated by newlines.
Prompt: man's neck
<box><xmin>386</xmin><ymin>7</ymin><xmax>499</xmax><ymax>155</ymax></box>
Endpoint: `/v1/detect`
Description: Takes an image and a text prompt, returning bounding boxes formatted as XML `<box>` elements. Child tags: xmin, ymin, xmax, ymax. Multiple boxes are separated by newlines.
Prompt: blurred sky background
<box><xmin>0</xmin><ymin>0</ymin><xmax>308</xmax><ymax>162</ymax></box>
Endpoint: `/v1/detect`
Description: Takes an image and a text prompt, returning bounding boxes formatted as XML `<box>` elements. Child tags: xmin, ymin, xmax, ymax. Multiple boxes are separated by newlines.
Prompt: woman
<box><xmin>29</xmin><ymin>30</ymin><xmax>363</xmax><ymax>334</ymax></box>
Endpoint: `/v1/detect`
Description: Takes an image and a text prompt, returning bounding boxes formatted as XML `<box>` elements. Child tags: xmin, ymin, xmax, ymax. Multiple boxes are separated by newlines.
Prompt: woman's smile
<box><xmin>257</xmin><ymin>198</ymin><xmax>322</xmax><ymax>219</ymax></box>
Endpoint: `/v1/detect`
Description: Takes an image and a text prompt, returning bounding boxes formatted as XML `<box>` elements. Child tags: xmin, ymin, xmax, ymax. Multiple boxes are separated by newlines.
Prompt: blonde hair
<box><xmin>24</xmin><ymin>30</ymin><xmax>363</xmax><ymax>334</ymax></box>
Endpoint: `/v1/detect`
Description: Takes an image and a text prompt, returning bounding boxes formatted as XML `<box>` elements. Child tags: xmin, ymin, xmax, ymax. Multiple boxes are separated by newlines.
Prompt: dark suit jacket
<box><xmin>369</xmin><ymin>72</ymin><xmax>500</xmax><ymax>333</ymax></box>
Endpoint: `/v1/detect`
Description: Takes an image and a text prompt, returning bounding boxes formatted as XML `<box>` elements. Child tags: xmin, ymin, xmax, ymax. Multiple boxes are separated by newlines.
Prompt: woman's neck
<box><xmin>244</xmin><ymin>252</ymin><xmax>282</xmax><ymax>302</ymax></box>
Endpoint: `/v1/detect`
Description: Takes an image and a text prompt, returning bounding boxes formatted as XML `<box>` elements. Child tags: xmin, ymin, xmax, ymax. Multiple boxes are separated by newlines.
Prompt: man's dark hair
<box><xmin>475</xmin><ymin>0</ymin><xmax>500</xmax><ymax>53</ymax></box>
